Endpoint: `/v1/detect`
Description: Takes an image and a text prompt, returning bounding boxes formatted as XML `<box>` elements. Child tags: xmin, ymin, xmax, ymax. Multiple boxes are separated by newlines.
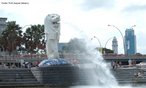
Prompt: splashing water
<box><xmin>69</xmin><ymin>38</ymin><xmax>145</xmax><ymax>88</ymax></box>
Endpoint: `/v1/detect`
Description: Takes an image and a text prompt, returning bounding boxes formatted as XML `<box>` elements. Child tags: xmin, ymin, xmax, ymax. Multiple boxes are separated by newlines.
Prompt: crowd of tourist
<box><xmin>111</xmin><ymin>59</ymin><xmax>137</xmax><ymax>69</ymax></box>
<box><xmin>0</xmin><ymin>61</ymin><xmax>40</xmax><ymax>69</ymax></box>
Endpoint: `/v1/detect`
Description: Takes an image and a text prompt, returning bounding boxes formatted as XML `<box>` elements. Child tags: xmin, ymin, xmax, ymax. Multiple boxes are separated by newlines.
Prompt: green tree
<box><xmin>102</xmin><ymin>48</ymin><xmax>113</xmax><ymax>54</ymax></box>
<box><xmin>1</xmin><ymin>21</ymin><xmax>22</xmax><ymax>55</ymax></box>
<box><xmin>23</xmin><ymin>24</ymin><xmax>45</xmax><ymax>54</ymax></box>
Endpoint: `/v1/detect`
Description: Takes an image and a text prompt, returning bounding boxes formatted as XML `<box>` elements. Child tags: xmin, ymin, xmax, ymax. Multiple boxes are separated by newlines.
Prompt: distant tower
<box><xmin>0</xmin><ymin>17</ymin><xmax>7</xmax><ymax>35</ymax></box>
<box><xmin>125</xmin><ymin>28</ymin><xmax>136</xmax><ymax>55</ymax></box>
<box><xmin>112</xmin><ymin>37</ymin><xmax>118</xmax><ymax>54</ymax></box>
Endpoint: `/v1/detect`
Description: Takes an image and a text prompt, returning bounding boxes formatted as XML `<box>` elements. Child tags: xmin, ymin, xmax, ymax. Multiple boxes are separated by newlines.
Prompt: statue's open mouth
<box><xmin>52</xmin><ymin>21</ymin><xmax>60</xmax><ymax>24</ymax></box>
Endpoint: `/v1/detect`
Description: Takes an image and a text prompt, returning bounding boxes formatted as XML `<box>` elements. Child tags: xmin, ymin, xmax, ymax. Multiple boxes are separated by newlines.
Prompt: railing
<box><xmin>0</xmin><ymin>54</ymin><xmax>47</xmax><ymax>62</ymax></box>
<box><xmin>0</xmin><ymin>54</ymin><xmax>146</xmax><ymax>63</ymax></box>
<box><xmin>103</xmin><ymin>55</ymin><xmax>146</xmax><ymax>59</ymax></box>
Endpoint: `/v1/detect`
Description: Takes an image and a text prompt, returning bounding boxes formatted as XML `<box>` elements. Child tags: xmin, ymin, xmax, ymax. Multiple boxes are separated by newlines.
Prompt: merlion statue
<box><xmin>39</xmin><ymin>14</ymin><xmax>70</xmax><ymax>67</ymax></box>
<box><xmin>44</xmin><ymin>14</ymin><xmax>60</xmax><ymax>59</ymax></box>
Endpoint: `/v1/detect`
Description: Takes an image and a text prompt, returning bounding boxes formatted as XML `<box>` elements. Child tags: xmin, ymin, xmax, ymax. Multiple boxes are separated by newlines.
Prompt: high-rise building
<box><xmin>0</xmin><ymin>17</ymin><xmax>7</xmax><ymax>35</ymax></box>
<box><xmin>0</xmin><ymin>18</ymin><xmax>7</xmax><ymax>55</ymax></box>
<box><xmin>112</xmin><ymin>37</ymin><xmax>118</xmax><ymax>54</ymax></box>
<box><xmin>124</xmin><ymin>28</ymin><xmax>136</xmax><ymax>55</ymax></box>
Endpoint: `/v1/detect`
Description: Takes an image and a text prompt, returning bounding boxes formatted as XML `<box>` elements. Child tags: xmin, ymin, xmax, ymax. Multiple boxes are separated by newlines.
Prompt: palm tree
<box><xmin>1</xmin><ymin>21</ymin><xmax>22</xmax><ymax>55</ymax></box>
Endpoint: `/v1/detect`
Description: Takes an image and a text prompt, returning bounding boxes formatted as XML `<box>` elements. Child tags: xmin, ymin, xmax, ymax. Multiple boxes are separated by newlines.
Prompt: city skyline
<box><xmin>0</xmin><ymin>0</ymin><xmax>146</xmax><ymax>54</ymax></box>
<box><xmin>125</xmin><ymin>28</ymin><xmax>136</xmax><ymax>55</ymax></box>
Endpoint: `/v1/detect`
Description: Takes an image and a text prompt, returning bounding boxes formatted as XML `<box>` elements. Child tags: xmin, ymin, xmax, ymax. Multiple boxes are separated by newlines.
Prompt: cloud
<box><xmin>123</xmin><ymin>4</ymin><xmax>146</xmax><ymax>12</ymax></box>
<box><xmin>79</xmin><ymin>0</ymin><xmax>115</xmax><ymax>11</ymax></box>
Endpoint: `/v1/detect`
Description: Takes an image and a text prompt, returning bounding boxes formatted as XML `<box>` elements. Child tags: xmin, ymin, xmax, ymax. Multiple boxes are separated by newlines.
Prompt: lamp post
<box><xmin>131</xmin><ymin>25</ymin><xmax>136</xmax><ymax>28</ymax></box>
<box><xmin>103</xmin><ymin>37</ymin><xmax>114</xmax><ymax>54</ymax></box>
<box><xmin>91</xmin><ymin>36</ymin><xmax>102</xmax><ymax>54</ymax></box>
<box><xmin>108</xmin><ymin>25</ymin><xmax>125</xmax><ymax>54</ymax></box>
<box><xmin>21</xmin><ymin>25</ymin><xmax>32</xmax><ymax>31</ymax></box>
<box><xmin>21</xmin><ymin>25</ymin><xmax>32</xmax><ymax>53</ymax></box>
<box><xmin>104</xmin><ymin>37</ymin><xmax>114</xmax><ymax>49</ymax></box>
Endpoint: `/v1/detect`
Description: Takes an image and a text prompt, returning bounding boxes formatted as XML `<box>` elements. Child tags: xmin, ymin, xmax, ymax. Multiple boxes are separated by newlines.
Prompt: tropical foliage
<box><xmin>0</xmin><ymin>21</ymin><xmax>45</xmax><ymax>55</ymax></box>
<box><xmin>23</xmin><ymin>24</ymin><xmax>45</xmax><ymax>54</ymax></box>
<box><xmin>0</xmin><ymin>21</ymin><xmax>22</xmax><ymax>55</ymax></box>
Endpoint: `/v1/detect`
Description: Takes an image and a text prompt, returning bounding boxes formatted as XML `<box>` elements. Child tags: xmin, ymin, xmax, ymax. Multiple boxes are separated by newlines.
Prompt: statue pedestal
<box><xmin>31</xmin><ymin>64</ymin><xmax>79</xmax><ymax>86</ymax></box>
<box><xmin>38</xmin><ymin>58</ymin><xmax>69</xmax><ymax>67</ymax></box>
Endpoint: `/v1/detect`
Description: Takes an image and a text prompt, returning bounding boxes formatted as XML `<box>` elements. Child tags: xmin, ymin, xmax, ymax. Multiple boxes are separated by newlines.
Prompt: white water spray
<box><xmin>69</xmin><ymin>38</ymin><xmax>142</xmax><ymax>88</ymax></box>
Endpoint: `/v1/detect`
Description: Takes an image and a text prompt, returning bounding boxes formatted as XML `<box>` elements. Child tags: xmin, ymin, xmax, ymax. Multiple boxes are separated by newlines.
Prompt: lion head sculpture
<box><xmin>45</xmin><ymin>14</ymin><xmax>60</xmax><ymax>29</ymax></box>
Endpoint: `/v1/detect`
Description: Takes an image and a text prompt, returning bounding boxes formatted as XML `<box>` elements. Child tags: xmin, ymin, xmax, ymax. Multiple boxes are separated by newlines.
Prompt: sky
<box><xmin>0</xmin><ymin>0</ymin><xmax>146</xmax><ymax>54</ymax></box>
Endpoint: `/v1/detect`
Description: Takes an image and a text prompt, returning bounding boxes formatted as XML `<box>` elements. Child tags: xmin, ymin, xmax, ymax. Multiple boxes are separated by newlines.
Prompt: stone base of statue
<box><xmin>32</xmin><ymin>58</ymin><xmax>99</xmax><ymax>86</ymax></box>
<box><xmin>31</xmin><ymin>59</ymin><xmax>79</xmax><ymax>86</ymax></box>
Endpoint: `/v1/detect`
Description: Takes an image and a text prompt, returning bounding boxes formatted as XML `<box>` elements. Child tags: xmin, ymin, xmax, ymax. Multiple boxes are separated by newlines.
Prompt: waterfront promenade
<box><xmin>103</xmin><ymin>54</ymin><xmax>146</xmax><ymax>60</ymax></box>
<box><xmin>0</xmin><ymin>54</ymin><xmax>146</xmax><ymax>63</ymax></box>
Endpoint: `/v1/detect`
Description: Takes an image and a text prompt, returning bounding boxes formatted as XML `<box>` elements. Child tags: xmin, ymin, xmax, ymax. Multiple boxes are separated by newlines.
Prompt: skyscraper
<box><xmin>112</xmin><ymin>37</ymin><xmax>118</xmax><ymax>54</ymax></box>
<box><xmin>124</xmin><ymin>28</ymin><xmax>136</xmax><ymax>55</ymax></box>
<box><xmin>0</xmin><ymin>17</ymin><xmax>7</xmax><ymax>35</ymax></box>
